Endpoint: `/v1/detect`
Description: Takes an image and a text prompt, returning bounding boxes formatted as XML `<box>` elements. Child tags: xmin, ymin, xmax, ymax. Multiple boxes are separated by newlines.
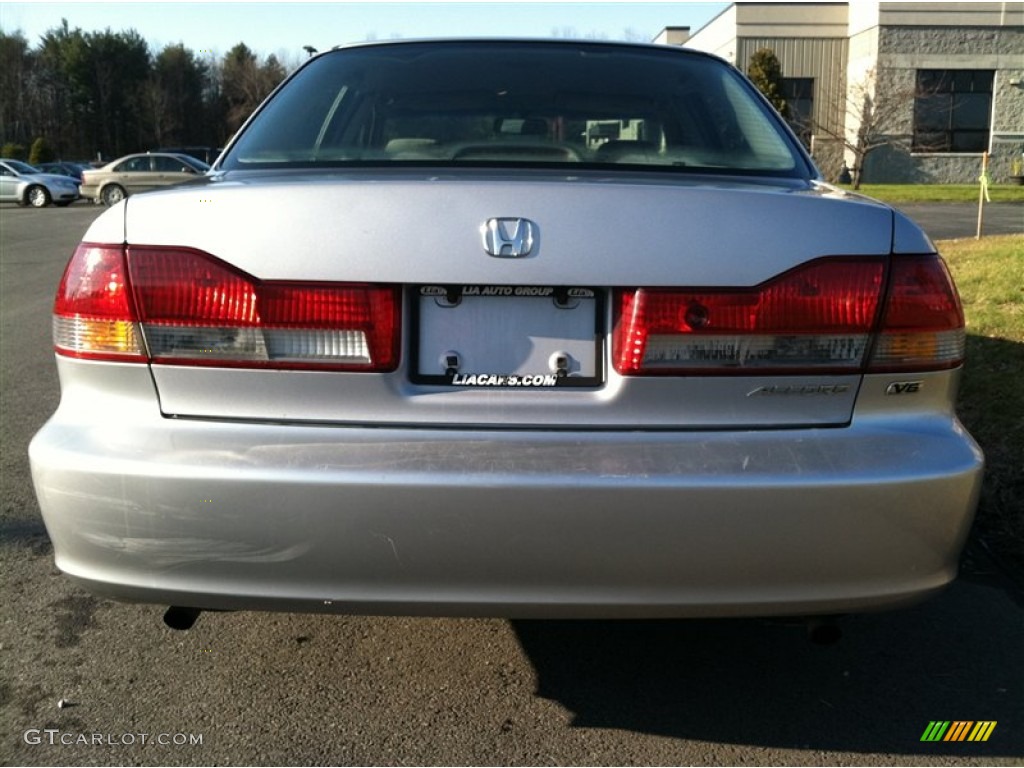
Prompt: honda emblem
<box><xmin>481</xmin><ymin>218</ymin><xmax>536</xmax><ymax>258</ymax></box>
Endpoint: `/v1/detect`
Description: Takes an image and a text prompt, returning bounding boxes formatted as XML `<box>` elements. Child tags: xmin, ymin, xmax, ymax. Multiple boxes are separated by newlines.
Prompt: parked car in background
<box><xmin>31</xmin><ymin>40</ymin><xmax>982</xmax><ymax>629</ymax></box>
<box><xmin>80</xmin><ymin>152</ymin><xmax>210</xmax><ymax>205</ymax></box>
<box><xmin>36</xmin><ymin>161</ymin><xmax>92</xmax><ymax>182</ymax></box>
<box><xmin>156</xmin><ymin>146</ymin><xmax>223</xmax><ymax>165</ymax></box>
<box><xmin>0</xmin><ymin>158</ymin><xmax>80</xmax><ymax>207</ymax></box>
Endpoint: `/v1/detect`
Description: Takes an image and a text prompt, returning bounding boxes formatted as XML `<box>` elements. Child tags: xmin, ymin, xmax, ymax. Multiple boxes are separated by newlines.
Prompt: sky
<box><xmin>1</xmin><ymin>1</ymin><xmax>728</xmax><ymax>63</ymax></box>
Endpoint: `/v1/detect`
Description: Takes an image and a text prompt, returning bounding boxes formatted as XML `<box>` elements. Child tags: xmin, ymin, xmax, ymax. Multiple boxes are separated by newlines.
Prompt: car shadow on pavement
<box><xmin>511</xmin><ymin>544</ymin><xmax>1023</xmax><ymax>757</ymax></box>
<box><xmin>0</xmin><ymin>517</ymin><xmax>52</xmax><ymax>556</ymax></box>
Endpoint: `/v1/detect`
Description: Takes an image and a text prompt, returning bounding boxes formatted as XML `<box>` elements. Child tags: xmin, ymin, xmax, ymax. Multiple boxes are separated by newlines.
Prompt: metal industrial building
<box><xmin>657</xmin><ymin>2</ymin><xmax>1024</xmax><ymax>184</ymax></box>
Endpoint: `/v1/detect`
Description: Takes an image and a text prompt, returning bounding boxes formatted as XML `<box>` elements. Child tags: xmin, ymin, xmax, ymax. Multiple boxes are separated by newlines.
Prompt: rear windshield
<box><xmin>221</xmin><ymin>42</ymin><xmax>808</xmax><ymax>177</ymax></box>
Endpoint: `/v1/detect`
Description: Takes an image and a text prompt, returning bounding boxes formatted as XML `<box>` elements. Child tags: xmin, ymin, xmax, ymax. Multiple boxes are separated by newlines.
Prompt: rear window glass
<box><xmin>222</xmin><ymin>42</ymin><xmax>806</xmax><ymax>177</ymax></box>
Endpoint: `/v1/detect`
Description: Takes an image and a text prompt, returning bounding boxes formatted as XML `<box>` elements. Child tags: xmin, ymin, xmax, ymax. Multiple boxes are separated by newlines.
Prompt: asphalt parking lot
<box><xmin>892</xmin><ymin>202</ymin><xmax>1023</xmax><ymax>241</ymax></box>
<box><xmin>1</xmin><ymin>200</ymin><xmax>1022</xmax><ymax>766</ymax></box>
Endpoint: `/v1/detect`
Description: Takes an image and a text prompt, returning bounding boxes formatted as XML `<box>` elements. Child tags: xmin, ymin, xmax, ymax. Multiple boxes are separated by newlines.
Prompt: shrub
<box><xmin>1</xmin><ymin>142</ymin><xmax>28</xmax><ymax>160</ymax></box>
<box><xmin>29</xmin><ymin>137</ymin><xmax>56</xmax><ymax>165</ymax></box>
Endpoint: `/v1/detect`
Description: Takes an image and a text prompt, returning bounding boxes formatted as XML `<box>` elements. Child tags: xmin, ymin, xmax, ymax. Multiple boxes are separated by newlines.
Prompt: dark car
<box><xmin>36</xmin><ymin>161</ymin><xmax>91</xmax><ymax>182</ymax></box>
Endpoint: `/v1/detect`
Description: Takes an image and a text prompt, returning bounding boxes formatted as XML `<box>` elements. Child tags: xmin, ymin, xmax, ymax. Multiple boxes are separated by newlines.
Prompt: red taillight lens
<box><xmin>53</xmin><ymin>244</ymin><xmax>146</xmax><ymax>361</ymax></box>
<box><xmin>129</xmin><ymin>247</ymin><xmax>258</xmax><ymax>326</ymax></box>
<box><xmin>53</xmin><ymin>244</ymin><xmax>400</xmax><ymax>371</ymax></box>
<box><xmin>614</xmin><ymin>259</ymin><xmax>885</xmax><ymax>375</ymax></box>
<box><xmin>868</xmin><ymin>254</ymin><xmax>965</xmax><ymax>372</ymax></box>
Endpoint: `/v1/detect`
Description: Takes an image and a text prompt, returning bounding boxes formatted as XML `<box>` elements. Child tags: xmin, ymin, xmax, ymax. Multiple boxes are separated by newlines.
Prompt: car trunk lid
<box><xmin>107</xmin><ymin>171</ymin><xmax>896</xmax><ymax>429</ymax></box>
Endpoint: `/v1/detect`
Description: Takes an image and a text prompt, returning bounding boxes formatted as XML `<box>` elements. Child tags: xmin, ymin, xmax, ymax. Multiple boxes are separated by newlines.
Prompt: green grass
<box><xmin>940</xmin><ymin>234</ymin><xmax>1024</xmax><ymax>572</ymax></box>
<box><xmin>836</xmin><ymin>184</ymin><xmax>1024</xmax><ymax>203</ymax></box>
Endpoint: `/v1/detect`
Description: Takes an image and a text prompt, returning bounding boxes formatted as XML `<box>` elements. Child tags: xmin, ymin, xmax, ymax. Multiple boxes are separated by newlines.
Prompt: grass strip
<box><xmin>940</xmin><ymin>234</ymin><xmax>1024</xmax><ymax>572</ymax></box>
<box><xmin>838</xmin><ymin>184</ymin><xmax>1024</xmax><ymax>203</ymax></box>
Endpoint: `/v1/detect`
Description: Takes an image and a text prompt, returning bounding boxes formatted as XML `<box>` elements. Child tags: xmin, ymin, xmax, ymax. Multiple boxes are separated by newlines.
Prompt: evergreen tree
<box><xmin>1</xmin><ymin>23</ymin><xmax>295</xmax><ymax>159</ymax></box>
<box><xmin>747</xmin><ymin>48</ymin><xmax>789</xmax><ymax>119</ymax></box>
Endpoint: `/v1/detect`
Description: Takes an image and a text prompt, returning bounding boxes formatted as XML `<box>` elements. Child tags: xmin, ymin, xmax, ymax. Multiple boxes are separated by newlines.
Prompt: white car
<box><xmin>30</xmin><ymin>40</ymin><xmax>982</xmax><ymax>630</ymax></box>
<box><xmin>0</xmin><ymin>159</ymin><xmax>80</xmax><ymax>207</ymax></box>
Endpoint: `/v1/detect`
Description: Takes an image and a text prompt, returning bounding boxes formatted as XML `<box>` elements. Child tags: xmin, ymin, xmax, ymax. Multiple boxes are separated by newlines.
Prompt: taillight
<box><xmin>53</xmin><ymin>244</ymin><xmax>146</xmax><ymax>361</ymax></box>
<box><xmin>613</xmin><ymin>259</ymin><xmax>885</xmax><ymax>375</ymax></box>
<box><xmin>867</xmin><ymin>254</ymin><xmax>965</xmax><ymax>372</ymax></box>
<box><xmin>53</xmin><ymin>244</ymin><xmax>400</xmax><ymax>371</ymax></box>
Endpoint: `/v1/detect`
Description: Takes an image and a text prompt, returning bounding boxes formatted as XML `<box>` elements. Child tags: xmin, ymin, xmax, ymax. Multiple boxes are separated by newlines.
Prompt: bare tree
<box><xmin>222</xmin><ymin>43</ymin><xmax>286</xmax><ymax>134</ymax></box>
<box><xmin>0</xmin><ymin>32</ymin><xmax>31</xmax><ymax>147</ymax></box>
<box><xmin>802</xmin><ymin>67</ymin><xmax>927</xmax><ymax>189</ymax></box>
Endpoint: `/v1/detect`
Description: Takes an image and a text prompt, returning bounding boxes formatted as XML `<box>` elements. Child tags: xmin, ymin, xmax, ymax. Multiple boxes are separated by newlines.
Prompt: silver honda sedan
<box><xmin>30</xmin><ymin>40</ymin><xmax>982</xmax><ymax>625</ymax></box>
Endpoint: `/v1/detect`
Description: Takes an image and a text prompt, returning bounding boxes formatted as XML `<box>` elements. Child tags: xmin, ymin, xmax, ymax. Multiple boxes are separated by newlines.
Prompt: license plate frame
<box><xmin>410</xmin><ymin>285</ymin><xmax>604</xmax><ymax>388</ymax></box>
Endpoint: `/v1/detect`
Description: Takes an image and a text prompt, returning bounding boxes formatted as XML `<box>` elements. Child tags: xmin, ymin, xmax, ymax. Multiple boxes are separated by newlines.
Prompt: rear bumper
<box><xmin>29</xmin><ymin>408</ymin><xmax>983</xmax><ymax>618</ymax></box>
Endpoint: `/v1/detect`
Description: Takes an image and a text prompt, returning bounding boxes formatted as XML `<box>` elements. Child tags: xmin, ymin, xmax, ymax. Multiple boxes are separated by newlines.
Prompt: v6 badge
<box><xmin>886</xmin><ymin>381</ymin><xmax>923</xmax><ymax>395</ymax></box>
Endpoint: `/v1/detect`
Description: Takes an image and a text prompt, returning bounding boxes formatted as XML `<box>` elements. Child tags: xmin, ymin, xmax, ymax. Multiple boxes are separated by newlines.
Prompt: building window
<box><xmin>782</xmin><ymin>78</ymin><xmax>814</xmax><ymax>147</ymax></box>
<box><xmin>913</xmin><ymin>70</ymin><xmax>993</xmax><ymax>153</ymax></box>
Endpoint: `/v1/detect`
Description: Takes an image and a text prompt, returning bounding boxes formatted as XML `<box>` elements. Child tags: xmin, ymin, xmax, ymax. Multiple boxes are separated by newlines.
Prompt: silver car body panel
<box><xmin>31</xmin><ymin>357</ymin><xmax>982</xmax><ymax>618</ymax></box>
<box><xmin>119</xmin><ymin>172</ymin><xmax>894</xmax><ymax>285</ymax></box>
<box><xmin>150</xmin><ymin>367</ymin><xmax>864</xmax><ymax>428</ymax></box>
